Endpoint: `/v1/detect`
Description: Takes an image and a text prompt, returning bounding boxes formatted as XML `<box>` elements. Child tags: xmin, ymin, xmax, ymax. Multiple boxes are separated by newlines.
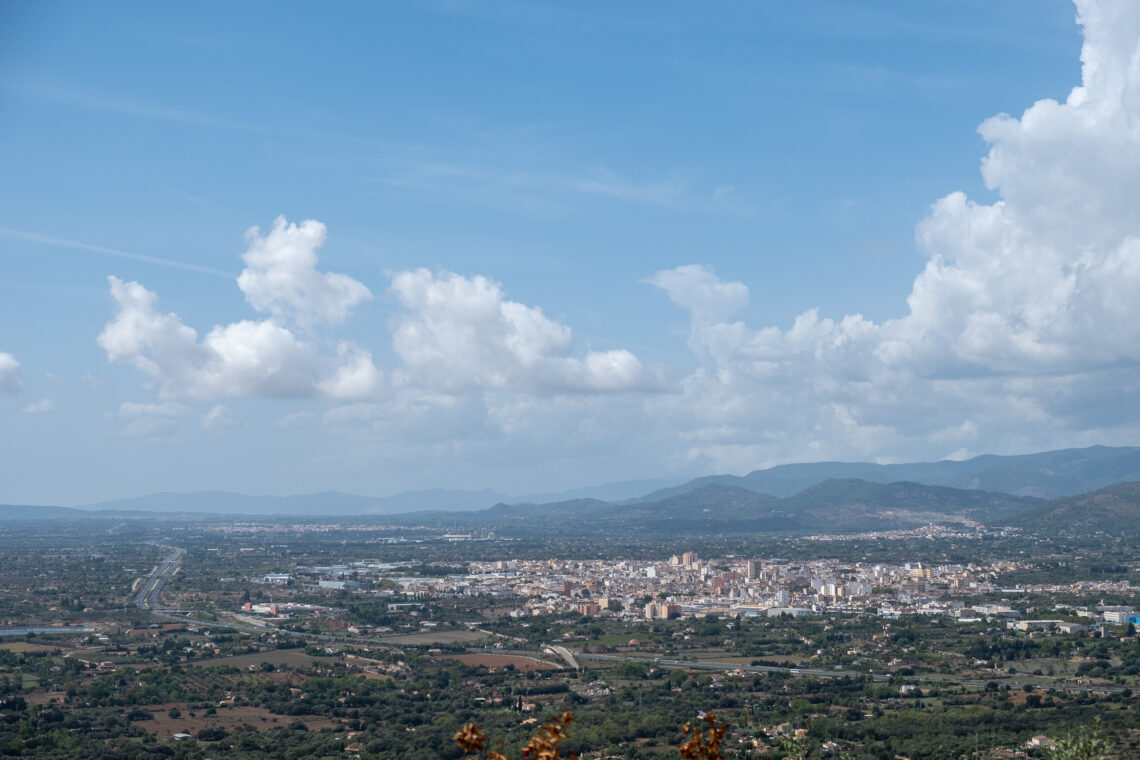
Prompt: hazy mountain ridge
<box><xmin>82</xmin><ymin>488</ymin><xmax>512</xmax><ymax>515</ymax></box>
<box><xmin>632</xmin><ymin>445</ymin><xmax>1140</xmax><ymax>502</ymax></box>
<box><xmin>1004</xmin><ymin>481</ymin><xmax>1140</xmax><ymax>534</ymax></box>
<box><xmin>75</xmin><ymin>478</ymin><xmax>692</xmax><ymax>517</ymax></box>
<box><xmin>8</xmin><ymin>475</ymin><xmax>1140</xmax><ymax>539</ymax></box>
<box><xmin>76</xmin><ymin>481</ymin><xmax>683</xmax><ymax>517</ymax></box>
<box><xmin>0</xmin><ymin>504</ymin><xmax>92</xmax><ymax>520</ymax></box>
<box><xmin>514</xmin><ymin>476</ymin><xmax>689</xmax><ymax>505</ymax></box>
<box><xmin>482</xmin><ymin>476</ymin><xmax>1140</xmax><ymax>538</ymax></box>
<box><xmin>6</xmin><ymin>446</ymin><xmax>1135</xmax><ymax>525</ymax></box>
<box><xmin>781</xmin><ymin>478</ymin><xmax>1039</xmax><ymax>525</ymax></box>
<box><xmin>416</xmin><ymin>479</ymin><xmax>1038</xmax><ymax>536</ymax></box>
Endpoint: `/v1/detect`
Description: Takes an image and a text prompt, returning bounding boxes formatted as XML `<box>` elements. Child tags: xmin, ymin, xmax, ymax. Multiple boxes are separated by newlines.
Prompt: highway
<box><xmin>134</xmin><ymin>546</ymin><xmax>185</xmax><ymax>611</ymax></box>
<box><xmin>134</xmin><ymin>547</ymin><xmax>287</xmax><ymax>636</ymax></box>
<box><xmin>558</xmin><ymin>651</ymin><xmax>1129</xmax><ymax>695</ymax></box>
<box><xmin>131</xmin><ymin>546</ymin><xmax>401</xmax><ymax>644</ymax></box>
<box><xmin>466</xmin><ymin>646</ymin><xmax>1128</xmax><ymax>697</ymax></box>
<box><xmin>544</xmin><ymin>644</ymin><xmax>581</xmax><ymax>669</ymax></box>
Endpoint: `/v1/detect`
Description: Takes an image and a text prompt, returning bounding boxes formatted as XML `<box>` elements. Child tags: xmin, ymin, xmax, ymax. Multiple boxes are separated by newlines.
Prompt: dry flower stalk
<box><xmin>678</xmin><ymin>711</ymin><xmax>729</xmax><ymax>760</ymax></box>
<box><xmin>455</xmin><ymin>710</ymin><xmax>578</xmax><ymax>760</ymax></box>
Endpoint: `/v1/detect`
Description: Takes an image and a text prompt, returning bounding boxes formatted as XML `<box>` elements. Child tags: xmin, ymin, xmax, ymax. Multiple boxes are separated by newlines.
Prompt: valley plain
<box><xmin>1</xmin><ymin>447</ymin><xmax>1139</xmax><ymax>759</ymax></box>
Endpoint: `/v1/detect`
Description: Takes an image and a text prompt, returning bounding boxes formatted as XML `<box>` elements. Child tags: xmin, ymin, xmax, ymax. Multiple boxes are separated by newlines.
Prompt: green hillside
<box><xmin>1005</xmin><ymin>481</ymin><xmax>1140</xmax><ymax>535</ymax></box>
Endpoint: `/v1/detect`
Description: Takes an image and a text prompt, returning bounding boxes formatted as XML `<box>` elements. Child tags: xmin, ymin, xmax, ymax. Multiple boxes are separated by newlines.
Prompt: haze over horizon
<box><xmin>4</xmin><ymin>0</ymin><xmax>1140</xmax><ymax>506</ymax></box>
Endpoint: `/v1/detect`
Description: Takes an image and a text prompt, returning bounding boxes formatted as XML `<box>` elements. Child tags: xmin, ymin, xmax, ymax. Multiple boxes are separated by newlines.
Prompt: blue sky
<box><xmin>6</xmin><ymin>0</ymin><xmax>1140</xmax><ymax>506</ymax></box>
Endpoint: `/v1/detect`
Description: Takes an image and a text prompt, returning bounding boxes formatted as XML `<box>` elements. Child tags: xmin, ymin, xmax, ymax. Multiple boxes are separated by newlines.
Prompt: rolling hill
<box><xmin>82</xmin><ymin>488</ymin><xmax>512</xmax><ymax>515</ymax></box>
<box><xmin>1004</xmin><ymin>481</ymin><xmax>1140</xmax><ymax>535</ymax></box>
<box><xmin>630</xmin><ymin>445</ymin><xmax>1140</xmax><ymax>502</ymax></box>
<box><xmin>0</xmin><ymin>504</ymin><xmax>91</xmax><ymax>520</ymax></box>
<box><xmin>410</xmin><ymin>479</ymin><xmax>1039</xmax><ymax>536</ymax></box>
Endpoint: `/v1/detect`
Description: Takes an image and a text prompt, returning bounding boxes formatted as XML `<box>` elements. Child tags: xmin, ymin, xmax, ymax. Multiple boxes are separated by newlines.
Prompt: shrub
<box><xmin>1049</xmin><ymin>719</ymin><xmax>1112</xmax><ymax>760</ymax></box>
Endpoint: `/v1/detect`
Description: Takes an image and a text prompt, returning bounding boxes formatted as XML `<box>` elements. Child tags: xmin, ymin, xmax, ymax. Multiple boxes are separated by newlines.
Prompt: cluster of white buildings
<box><xmin>246</xmin><ymin>552</ymin><xmax>1137</xmax><ymax>630</ymax></box>
<box><xmin>457</xmin><ymin>554</ymin><xmax>1047</xmax><ymax>621</ymax></box>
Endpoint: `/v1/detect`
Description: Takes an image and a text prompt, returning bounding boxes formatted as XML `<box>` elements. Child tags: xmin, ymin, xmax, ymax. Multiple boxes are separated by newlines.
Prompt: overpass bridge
<box><xmin>543</xmin><ymin>644</ymin><xmax>580</xmax><ymax>670</ymax></box>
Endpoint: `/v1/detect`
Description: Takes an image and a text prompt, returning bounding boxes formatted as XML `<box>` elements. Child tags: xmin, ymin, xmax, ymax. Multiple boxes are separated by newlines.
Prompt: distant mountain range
<box><xmin>7</xmin><ymin>475</ymin><xmax>1140</xmax><ymax>539</ymax></box>
<box><xmin>82</xmin><ymin>488</ymin><xmax>514</xmax><ymax>516</ymax></box>
<box><xmin>420</xmin><ymin>479</ymin><xmax>1040</xmax><ymax>536</ymax></box>
<box><xmin>0</xmin><ymin>504</ymin><xmax>90</xmax><ymax>520</ymax></box>
<box><xmin>59</xmin><ymin>444</ymin><xmax>1140</xmax><ymax>517</ymax></box>
<box><xmin>514</xmin><ymin>477</ymin><xmax>688</xmax><ymax>505</ymax></box>
<box><xmin>628</xmin><ymin>445</ymin><xmax>1140</xmax><ymax>501</ymax></box>
<box><xmin>71</xmin><ymin>478</ymin><xmax>690</xmax><ymax>516</ymax></box>
<box><xmin>4</xmin><ymin>446</ymin><xmax>1140</xmax><ymax>536</ymax></box>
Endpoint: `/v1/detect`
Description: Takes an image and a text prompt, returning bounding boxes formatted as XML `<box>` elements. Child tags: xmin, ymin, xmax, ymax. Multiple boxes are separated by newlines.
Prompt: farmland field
<box><xmin>135</xmin><ymin>703</ymin><xmax>338</xmax><ymax>736</ymax></box>
<box><xmin>0</xmin><ymin>641</ymin><xmax>67</xmax><ymax>653</ymax></box>
<box><xmin>378</xmin><ymin>629</ymin><xmax>492</xmax><ymax>645</ymax></box>
<box><xmin>437</xmin><ymin>653</ymin><xmax>560</xmax><ymax>671</ymax></box>
<box><xmin>199</xmin><ymin>649</ymin><xmax>341</xmax><ymax>670</ymax></box>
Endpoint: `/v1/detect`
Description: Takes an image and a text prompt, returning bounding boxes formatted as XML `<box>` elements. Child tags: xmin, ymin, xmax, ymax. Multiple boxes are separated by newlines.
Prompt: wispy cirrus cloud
<box><xmin>368</xmin><ymin>161</ymin><xmax>747</xmax><ymax>214</ymax></box>
<box><xmin>1</xmin><ymin>80</ymin><xmax>261</xmax><ymax>132</ymax></box>
<box><xmin>0</xmin><ymin>227</ymin><xmax>234</xmax><ymax>278</ymax></box>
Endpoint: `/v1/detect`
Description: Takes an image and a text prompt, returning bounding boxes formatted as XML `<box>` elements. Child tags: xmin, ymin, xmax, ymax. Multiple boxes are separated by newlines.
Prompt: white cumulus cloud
<box><xmin>237</xmin><ymin>216</ymin><xmax>372</xmax><ymax>330</ymax></box>
<box><xmin>389</xmin><ymin>268</ymin><xmax>650</xmax><ymax>394</ymax></box>
<box><xmin>201</xmin><ymin>404</ymin><xmax>237</xmax><ymax>429</ymax></box>
<box><xmin>112</xmin><ymin>400</ymin><xmax>189</xmax><ymax>439</ymax></box>
<box><xmin>119</xmin><ymin>401</ymin><xmax>190</xmax><ymax>417</ymax></box>
<box><xmin>648</xmin><ymin>0</ymin><xmax>1140</xmax><ymax>468</ymax></box>
<box><xmin>99</xmin><ymin>218</ymin><xmax>643</xmax><ymax>404</ymax></box>
<box><xmin>98</xmin><ymin>217</ymin><xmax>383</xmax><ymax>401</ymax></box>
<box><xmin>646</xmin><ymin>264</ymin><xmax>749</xmax><ymax>326</ymax></box>
<box><xmin>121</xmin><ymin>417</ymin><xmax>179</xmax><ymax>439</ymax></box>
<box><xmin>0</xmin><ymin>353</ymin><xmax>23</xmax><ymax>393</ymax></box>
<box><xmin>98</xmin><ymin>276</ymin><xmax>324</xmax><ymax>399</ymax></box>
<box><xmin>95</xmin><ymin>0</ymin><xmax>1140</xmax><ymax>479</ymax></box>
<box><xmin>317</xmin><ymin>342</ymin><xmax>385</xmax><ymax>400</ymax></box>
<box><xmin>22</xmin><ymin>399</ymin><xmax>53</xmax><ymax>413</ymax></box>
